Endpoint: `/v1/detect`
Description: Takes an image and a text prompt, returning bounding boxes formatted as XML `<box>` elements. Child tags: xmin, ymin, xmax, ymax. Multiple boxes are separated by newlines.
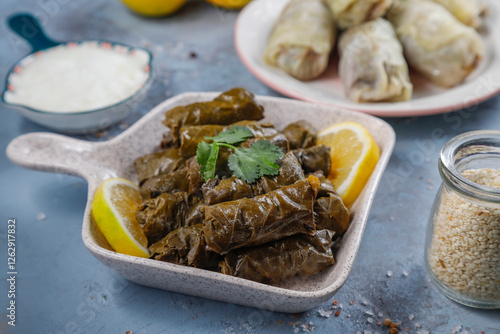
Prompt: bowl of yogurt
<box><xmin>2</xmin><ymin>14</ymin><xmax>153</xmax><ymax>133</ymax></box>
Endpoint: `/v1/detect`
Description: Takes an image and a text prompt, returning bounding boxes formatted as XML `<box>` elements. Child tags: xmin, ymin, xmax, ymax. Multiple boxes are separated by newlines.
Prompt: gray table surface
<box><xmin>1</xmin><ymin>1</ymin><xmax>499</xmax><ymax>333</ymax></box>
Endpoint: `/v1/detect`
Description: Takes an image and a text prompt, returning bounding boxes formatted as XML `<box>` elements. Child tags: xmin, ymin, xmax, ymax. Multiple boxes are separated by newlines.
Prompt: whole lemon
<box><xmin>121</xmin><ymin>0</ymin><xmax>187</xmax><ymax>16</ymax></box>
<box><xmin>206</xmin><ymin>0</ymin><xmax>252</xmax><ymax>10</ymax></box>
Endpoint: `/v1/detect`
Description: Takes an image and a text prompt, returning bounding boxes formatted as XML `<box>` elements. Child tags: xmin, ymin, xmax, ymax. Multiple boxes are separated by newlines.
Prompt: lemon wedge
<box><xmin>206</xmin><ymin>0</ymin><xmax>252</xmax><ymax>10</ymax></box>
<box><xmin>120</xmin><ymin>0</ymin><xmax>187</xmax><ymax>16</ymax></box>
<box><xmin>91</xmin><ymin>178</ymin><xmax>150</xmax><ymax>258</ymax></box>
<box><xmin>317</xmin><ymin>122</ymin><xmax>380</xmax><ymax>208</ymax></box>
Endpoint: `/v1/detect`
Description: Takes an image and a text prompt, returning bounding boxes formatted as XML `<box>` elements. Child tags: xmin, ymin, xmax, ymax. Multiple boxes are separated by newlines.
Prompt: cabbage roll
<box><xmin>201</xmin><ymin>152</ymin><xmax>304</xmax><ymax>205</ymax></box>
<box><xmin>264</xmin><ymin>0</ymin><xmax>336</xmax><ymax>81</ymax></box>
<box><xmin>219</xmin><ymin>229</ymin><xmax>335</xmax><ymax>284</ymax></box>
<box><xmin>386</xmin><ymin>0</ymin><xmax>484</xmax><ymax>88</ymax></box>
<box><xmin>338</xmin><ymin>18</ymin><xmax>412</xmax><ymax>103</ymax></box>
<box><xmin>163</xmin><ymin>87</ymin><xmax>264</xmax><ymax>141</ymax></box>
<box><xmin>326</xmin><ymin>0</ymin><xmax>392</xmax><ymax>29</ymax></box>
<box><xmin>282</xmin><ymin>121</ymin><xmax>317</xmax><ymax>150</ymax></box>
<box><xmin>202</xmin><ymin>177</ymin><xmax>320</xmax><ymax>254</ymax></box>
<box><xmin>136</xmin><ymin>192</ymin><xmax>205</xmax><ymax>245</ymax></box>
<box><xmin>431</xmin><ymin>0</ymin><xmax>484</xmax><ymax>29</ymax></box>
<box><xmin>149</xmin><ymin>225</ymin><xmax>220</xmax><ymax>268</ymax></box>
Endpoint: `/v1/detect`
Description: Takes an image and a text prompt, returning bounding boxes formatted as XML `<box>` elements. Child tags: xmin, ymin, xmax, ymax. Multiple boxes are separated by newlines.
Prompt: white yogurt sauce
<box><xmin>4</xmin><ymin>42</ymin><xmax>150</xmax><ymax>113</ymax></box>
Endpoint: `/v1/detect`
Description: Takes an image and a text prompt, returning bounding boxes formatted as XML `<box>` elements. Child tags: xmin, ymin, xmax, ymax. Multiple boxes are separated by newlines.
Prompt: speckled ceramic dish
<box><xmin>2</xmin><ymin>14</ymin><xmax>153</xmax><ymax>134</ymax></box>
<box><xmin>6</xmin><ymin>93</ymin><xmax>395</xmax><ymax>313</ymax></box>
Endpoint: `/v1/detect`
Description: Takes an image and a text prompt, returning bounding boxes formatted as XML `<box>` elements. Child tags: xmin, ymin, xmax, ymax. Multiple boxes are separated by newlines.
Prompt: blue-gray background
<box><xmin>0</xmin><ymin>0</ymin><xmax>499</xmax><ymax>333</ymax></box>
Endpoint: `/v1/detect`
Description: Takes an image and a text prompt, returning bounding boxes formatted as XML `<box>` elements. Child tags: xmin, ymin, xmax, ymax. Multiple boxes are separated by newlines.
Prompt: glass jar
<box><xmin>425</xmin><ymin>130</ymin><xmax>500</xmax><ymax>309</ymax></box>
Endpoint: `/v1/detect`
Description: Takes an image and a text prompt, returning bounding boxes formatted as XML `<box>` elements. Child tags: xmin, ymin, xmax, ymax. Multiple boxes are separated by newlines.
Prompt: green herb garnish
<box><xmin>196</xmin><ymin>126</ymin><xmax>284</xmax><ymax>183</ymax></box>
<box><xmin>205</xmin><ymin>125</ymin><xmax>253</xmax><ymax>145</ymax></box>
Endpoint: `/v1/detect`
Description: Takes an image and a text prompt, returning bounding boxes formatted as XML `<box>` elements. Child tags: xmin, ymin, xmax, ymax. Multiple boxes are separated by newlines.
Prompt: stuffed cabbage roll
<box><xmin>282</xmin><ymin>121</ymin><xmax>317</xmax><ymax>150</ymax></box>
<box><xmin>292</xmin><ymin>145</ymin><xmax>331</xmax><ymax>176</ymax></box>
<box><xmin>202</xmin><ymin>152</ymin><xmax>304</xmax><ymax>205</ymax></box>
<box><xmin>202</xmin><ymin>176</ymin><xmax>320</xmax><ymax>254</ymax></box>
<box><xmin>149</xmin><ymin>225</ymin><xmax>220</xmax><ymax>268</ymax></box>
<box><xmin>134</xmin><ymin>148</ymin><xmax>185</xmax><ymax>185</ymax></box>
<box><xmin>326</xmin><ymin>0</ymin><xmax>392</xmax><ymax>29</ymax></box>
<box><xmin>136</xmin><ymin>192</ymin><xmax>205</xmax><ymax>245</ymax></box>
<box><xmin>386</xmin><ymin>0</ymin><xmax>484</xmax><ymax>88</ymax></box>
<box><xmin>264</xmin><ymin>0</ymin><xmax>336</xmax><ymax>81</ymax></box>
<box><xmin>431</xmin><ymin>0</ymin><xmax>484</xmax><ymax>29</ymax></box>
<box><xmin>163</xmin><ymin>87</ymin><xmax>264</xmax><ymax>141</ymax></box>
<box><xmin>139</xmin><ymin>168</ymin><xmax>189</xmax><ymax>199</ymax></box>
<box><xmin>338</xmin><ymin>18</ymin><xmax>412</xmax><ymax>103</ymax></box>
<box><xmin>220</xmin><ymin>229</ymin><xmax>335</xmax><ymax>284</ymax></box>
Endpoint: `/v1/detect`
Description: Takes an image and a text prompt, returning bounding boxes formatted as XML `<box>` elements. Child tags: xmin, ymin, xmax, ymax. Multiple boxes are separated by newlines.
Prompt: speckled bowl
<box><xmin>2</xmin><ymin>14</ymin><xmax>153</xmax><ymax>134</ymax></box>
<box><xmin>6</xmin><ymin>93</ymin><xmax>395</xmax><ymax>313</ymax></box>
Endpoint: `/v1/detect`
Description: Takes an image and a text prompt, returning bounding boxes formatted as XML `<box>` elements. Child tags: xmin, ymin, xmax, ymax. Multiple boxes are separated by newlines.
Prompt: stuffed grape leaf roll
<box><xmin>139</xmin><ymin>168</ymin><xmax>190</xmax><ymax>199</ymax></box>
<box><xmin>282</xmin><ymin>121</ymin><xmax>317</xmax><ymax>150</ymax></box>
<box><xmin>202</xmin><ymin>176</ymin><xmax>320</xmax><ymax>254</ymax></box>
<box><xmin>386</xmin><ymin>0</ymin><xmax>484</xmax><ymax>88</ymax></box>
<box><xmin>292</xmin><ymin>145</ymin><xmax>331</xmax><ymax>176</ymax></box>
<box><xmin>219</xmin><ymin>229</ymin><xmax>335</xmax><ymax>284</ymax></box>
<box><xmin>149</xmin><ymin>224</ymin><xmax>220</xmax><ymax>268</ymax></box>
<box><xmin>134</xmin><ymin>148</ymin><xmax>184</xmax><ymax>185</ymax></box>
<box><xmin>136</xmin><ymin>192</ymin><xmax>205</xmax><ymax>245</ymax></box>
<box><xmin>202</xmin><ymin>152</ymin><xmax>304</xmax><ymax>205</ymax></box>
<box><xmin>163</xmin><ymin>88</ymin><xmax>264</xmax><ymax>142</ymax></box>
<box><xmin>338</xmin><ymin>18</ymin><xmax>412</xmax><ymax>103</ymax></box>
<box><xmin>264</xmin><ymin>0</ymin><xmax>336</xmax><ymax>81</ymax></box>
<box><xmin>178</xmin><ymin>121</ymin><xmax>278</xmax><ymax>158</ymax></box>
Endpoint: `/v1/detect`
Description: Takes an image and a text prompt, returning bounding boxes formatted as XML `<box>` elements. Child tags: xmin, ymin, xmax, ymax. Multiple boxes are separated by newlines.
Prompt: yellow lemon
<box><xmin>91</xmin><ymin>178</ymin><xmax>150</xmax><ymax>258</ymax></box>
<box><xmin>120</xmin><ymin>0</ymin><xmax>187</xmax><ymax>16</ymax></box>
<box><xmin>206</xmin><ymin>0</ymin><xmax>252</xmax><ymax>10</ymax></box>
<box><xmin>317</xmin><ymin>122</ymin><xmax>380</xmax><ymax>208</ymax></box>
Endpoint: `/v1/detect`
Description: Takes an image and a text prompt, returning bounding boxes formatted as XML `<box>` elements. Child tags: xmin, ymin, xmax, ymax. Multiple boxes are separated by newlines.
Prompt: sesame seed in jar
<box><xmin>427</xmin><ymin>168</ymin><xmax>500</xmax><ymax>303</ymax></box>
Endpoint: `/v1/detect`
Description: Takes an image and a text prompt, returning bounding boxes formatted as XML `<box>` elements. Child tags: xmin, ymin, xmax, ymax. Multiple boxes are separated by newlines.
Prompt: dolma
<box><xmin>386</xmin><ymin>0</ymin><xmax>484</xmax><ymax>88</ymax></box>
<box><xmin>315</xmin><ymin>194</ymin><xmax>350</xmax><ymax>235</ymax></box>
<box><xmin>282</xmin><ymin>121</ymin><xmax>316</xmax><ymax>150</ymax></box>
<box><xmin>186</xmin><ymin>156</ymin><xmax>205</xmax><ymax>195</ymax></box>
<box><xmin>149</xmin><ymin>224</ymin><xmax>220</xmax><ymax>268</ymax></box>
<box><xmin>326</xmin><ymin>0</ymin><xmax>392</xmax><ymax>29</ymax></box>
<box><xmin>179</xmin><ymin>125</ymin><xmax>224</xmax><ymax>158</ymax></box>
<box><xmin>310</xmin><ymin>172</ymin><xmax>350</xmax><ymax>235</ymax></box>
<box><xmin>338</xmin><ymin>19</ymin><xmax>412</xmax><ymax>103</ymax></box>
<box><xmin>264</xmin><ymin>0</ymin><xmax>336</xmax><ymax>81</ymax></box>
<box><xmin>139</xmin><ymin>168</ymin><xmax>189</xmax><ymax>199</ymax></box>
<box><xmin>136</xmin><ymin>192</ymin><xmax>205</xmax><ymax>245</ymax></box>
<box><xmin>163</xmin><ymin>88</ymin><xmax>264</xmax><ymax>141</ymax></box>
<box><xmin>292</xmin><ymin>145</ymin><xmax>331</xmax><ymax>176</ymax></box>
<box><xmin>240</xmin><ymin>133</ymin><xmax>290</xmax><ymax>155</ymax></box>
<box><xmin>220</xmin><ymin>229</ymin><xmax>335</xmax><ymax>284</ymax></box>
<box><xmin>134</xmin><ymin>148</ymin><xmax>184</xmax><ymax>185</ymax></box>
<box><xmin>178</xmin><ymin>121</ymin><xmax>279</xmax><ymax>158</ymax></box>
<box><xmin>202</xmin><ymin>152</ymin><xmax>305</xmax><ymax>205</ymax></box>
<box><xmin>431</xmin><ymin>0</ymin><xmax>484</xmax><ymax>29</ymax></box>
<box><xmin>202</xmin><ymin>176</ymin><xmax>320</xmax><ymax>254</ymax></box>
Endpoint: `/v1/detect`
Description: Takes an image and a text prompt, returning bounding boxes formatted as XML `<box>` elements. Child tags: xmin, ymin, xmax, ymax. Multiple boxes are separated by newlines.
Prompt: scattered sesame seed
<box><xmin>37</xmin><ymin>212</ymin><xmax>47</xmax><ymax>221</ymax></box>
<box><xmin>387</xmin><ymin>270</ymin><xmax>393</xmax><ymax>277</ymax></box>
<box><xmin>408</xmin><ymin>314</ymin><xmax>414</xmax><ymax>321</ymax></box>
<box><xmin>414</xmin><ymin>323</ymin><xmax>421</xmax><ymax>328</ymax></box>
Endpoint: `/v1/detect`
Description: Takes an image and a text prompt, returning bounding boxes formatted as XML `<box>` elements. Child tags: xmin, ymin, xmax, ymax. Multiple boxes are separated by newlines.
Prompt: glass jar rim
<box><xmin>440</xmin><ymin>130</ymin><xmax>500</xmax><ymax>203</ymax></box>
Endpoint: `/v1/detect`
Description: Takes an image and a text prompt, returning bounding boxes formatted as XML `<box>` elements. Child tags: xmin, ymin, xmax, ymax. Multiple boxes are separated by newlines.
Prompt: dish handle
<box><xmin>6</xmin><ymin>132</ymin><xmax>115</xmax><ymax>182</ymax></box>
<box><xmin>8</xmin><ymin>13</ymin><xmax>59</xmax><ymax>52</ymax></box>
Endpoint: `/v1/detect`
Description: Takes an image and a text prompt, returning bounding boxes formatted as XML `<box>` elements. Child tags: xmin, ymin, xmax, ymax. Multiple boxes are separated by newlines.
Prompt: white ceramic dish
<box><xmin>2</xmin><ymin>14</ymin><xmax>153</xmax><ymax>134</ymax></box>
<box><xmin>6</xmin><ymin>93</ymin><xmax>395</xmax><ymax>313</ymax></box>
<box><xmin>235</xmin><ymin>0</ymin><xmax>500</xmax><ymax>117</ymax></box>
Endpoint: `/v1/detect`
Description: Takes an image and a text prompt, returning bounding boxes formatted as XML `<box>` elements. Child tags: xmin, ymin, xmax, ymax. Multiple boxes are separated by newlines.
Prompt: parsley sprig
<box><xmin>196</xmin><ymin>125</ymin><xmax>284</xmax><ymax>183</ymax></box>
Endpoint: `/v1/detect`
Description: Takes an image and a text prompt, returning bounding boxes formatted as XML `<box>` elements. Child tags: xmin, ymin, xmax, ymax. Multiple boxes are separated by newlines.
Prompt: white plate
<box><xmin>6</xmin><ymin>93</ymin><xmax>395</xmax><ymax>313</ymax></box>
<box><xmin>235</xmin><ymin>0</ymin><xmax>500</xmax><ymax>117</ymax></box>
